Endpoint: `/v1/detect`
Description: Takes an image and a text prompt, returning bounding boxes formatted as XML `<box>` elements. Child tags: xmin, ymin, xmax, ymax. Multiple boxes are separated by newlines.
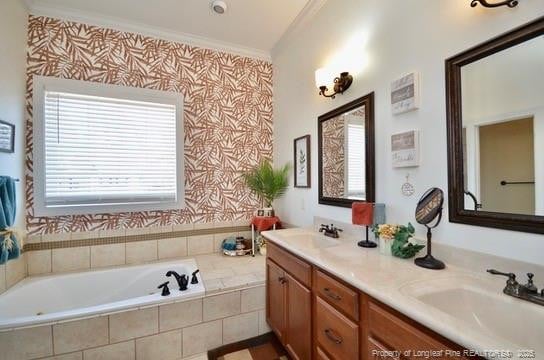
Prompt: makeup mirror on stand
<box><xmin>414</xmin><ymin>188</ymin><xmax>445</xmax><ymax>270</ymax></box>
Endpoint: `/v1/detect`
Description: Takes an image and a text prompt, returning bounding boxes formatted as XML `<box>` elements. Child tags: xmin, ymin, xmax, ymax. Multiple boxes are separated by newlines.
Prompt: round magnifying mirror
<box><xmin>414</xmin><ymin>187</ymin><xmax>445</xmax><ymax>270</ymax></box>
<box><xmin>415</xmin><ymin>187</ymin><xmax>444</xmax><ymax>227</ymax></box>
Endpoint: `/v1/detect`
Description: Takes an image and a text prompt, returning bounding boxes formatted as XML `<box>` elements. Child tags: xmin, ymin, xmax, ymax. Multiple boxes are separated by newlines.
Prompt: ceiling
<box><xmin>25</xmin><ymin>0</ymin><xmax>314</xmax><ymax>59</ymax></box>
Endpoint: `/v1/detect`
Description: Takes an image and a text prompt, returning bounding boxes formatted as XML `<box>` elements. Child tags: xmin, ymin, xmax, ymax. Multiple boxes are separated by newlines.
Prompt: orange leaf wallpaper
<box><xmin>25</xmin><ymin>16</ymin><xmax>273</xmax><ymax>235</ymax></box>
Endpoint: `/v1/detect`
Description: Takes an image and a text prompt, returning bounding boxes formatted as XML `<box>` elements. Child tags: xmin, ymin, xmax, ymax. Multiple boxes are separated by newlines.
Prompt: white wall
<box><xmin>0</xmin><ymin>0</ymin><xmax>28</xmax><ymax>229</ymax></box>
<box><xmin>272</xmin><ymin>0</ymin><xmax>544</xmax><ymax>265</ymax></box>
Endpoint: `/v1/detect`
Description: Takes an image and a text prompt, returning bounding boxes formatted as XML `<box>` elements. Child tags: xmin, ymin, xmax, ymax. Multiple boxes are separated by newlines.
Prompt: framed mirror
<box><xmin>446</xmin><ymin>16</ymin><xmax>544</xmax><ymax>234</ymax></box>
<box><xmin>318</xmin><ymin>92</ymin><xmax>375</xmax><ymax>207</ymax></box>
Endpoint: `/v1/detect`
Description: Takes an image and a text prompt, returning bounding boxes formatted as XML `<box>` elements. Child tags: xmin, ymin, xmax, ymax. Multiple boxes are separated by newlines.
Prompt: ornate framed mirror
<box><xmin>446</xmin><ymin>16</ymin><xmax>544</xmax><ymax>234</ymax></box>
<box><xmin>318</xmin><ymin>92</ymin><xmax>375</xmax><ymax>207</ymax></box>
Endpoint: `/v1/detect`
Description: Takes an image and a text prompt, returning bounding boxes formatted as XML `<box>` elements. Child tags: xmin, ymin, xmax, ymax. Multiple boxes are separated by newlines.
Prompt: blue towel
<box><xmin>222</xmin><ymin>237</ymin><xmax>237</xmax><ymax>251</ymax></box>
<box><xmin>0</xmin><ymin>176</ymin><xmax>19</xmax><ymax>265</ymax></box>
<box><xmin>373</xmin><ymin>203</ymin><xmax>386</xmax><ymax>240</ymax></box>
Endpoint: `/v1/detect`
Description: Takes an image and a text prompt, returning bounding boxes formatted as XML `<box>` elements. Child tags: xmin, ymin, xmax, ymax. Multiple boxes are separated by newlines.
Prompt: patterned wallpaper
<box><xmin>322</xmin><ymin>115</ymin><xmax>345</xmax><ymax>198</ymax></box>
<box><xmin>25</xmin><ymin>16</ymin><xmax>273</xmax><ymax>235</ymax></box>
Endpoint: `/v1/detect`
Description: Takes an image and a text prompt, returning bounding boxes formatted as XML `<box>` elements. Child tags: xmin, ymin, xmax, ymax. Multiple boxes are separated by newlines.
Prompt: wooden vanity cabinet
<box><xmin>266</xmin><ymin>243</ymin><xmax>312</xmax><ymax>360</ymax></box>
<box><xmin>363</xmin><ymin>298</ymin><xmax>474</xmax><ymax>360</ymax></box>
<box><xmin>265</xmin><ymin>240</ymin><xmax>479</xmax><ymax>360</ymax></box>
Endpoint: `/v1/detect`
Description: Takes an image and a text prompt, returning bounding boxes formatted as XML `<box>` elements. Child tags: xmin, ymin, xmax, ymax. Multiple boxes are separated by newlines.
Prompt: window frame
<box><xmin>32</xmin><ymin>76</ymin><xmax>185</xmax><ymax>217</ymax></box>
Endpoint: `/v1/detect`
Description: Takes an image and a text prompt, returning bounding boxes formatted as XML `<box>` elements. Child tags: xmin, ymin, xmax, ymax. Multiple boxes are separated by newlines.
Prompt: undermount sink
<box><xmin>281</xmin><ymin>232</ymin><xmax>341</xmax><ymax>249</ymax></box>
<box><xmin>400</xmin><ymin>276</ymin><xmax>544</xmax><ymax>350</ymax></box>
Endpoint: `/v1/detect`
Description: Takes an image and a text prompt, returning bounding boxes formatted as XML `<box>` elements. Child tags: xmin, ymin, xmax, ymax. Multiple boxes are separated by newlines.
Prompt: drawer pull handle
<box><xmin>323</xmin><ymin>287</ymin><xmax>342</xmax><ymax>301</ymax></box>
<box><xmin>278</xmin><ymin>277</ymin><xmax>286</xmax><ymax>284</ymax></box>
<box><xmin>324</xmin><ymin>328</ymin><xmax>343</xmax><ymax>344</ymax></box>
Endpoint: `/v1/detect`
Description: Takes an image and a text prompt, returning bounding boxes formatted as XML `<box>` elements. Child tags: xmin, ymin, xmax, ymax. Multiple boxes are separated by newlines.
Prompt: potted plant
<box><xmin>391</xmin><ymin>223</ymin><xmax>425</xmax><ymax>259</ymax></box>
<box><xmin>372</xmin><ymin>223</ymin><xmax>425</xmax><ymax>258</ymax></box>
<box><xmin>242</xmin><ymin>160</ymin><xmax>290</xmax><ymax>217</ymax></box>
<box><xmin>372</xmin><ymin>224</ymin><xmax>398</xmax><ymax>256</ymax></box>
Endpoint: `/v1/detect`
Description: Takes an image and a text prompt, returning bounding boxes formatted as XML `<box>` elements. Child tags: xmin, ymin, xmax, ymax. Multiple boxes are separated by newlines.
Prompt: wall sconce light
<box><xmin>470</xmin><ymin>0</ymin><xmax>518</xmax><ymax>8</ymax></box>
<box><xmin>315</xmin><ymin>68</ymin><xmax>353</xmax><ymax>99</ymax></box>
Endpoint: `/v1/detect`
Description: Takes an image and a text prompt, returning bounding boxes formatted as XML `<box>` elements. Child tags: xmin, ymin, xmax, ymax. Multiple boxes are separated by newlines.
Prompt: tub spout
<box><xmin>166</xmin><ymin>271</ymin><xmax>189</xmax><ymax>291</ymax></box>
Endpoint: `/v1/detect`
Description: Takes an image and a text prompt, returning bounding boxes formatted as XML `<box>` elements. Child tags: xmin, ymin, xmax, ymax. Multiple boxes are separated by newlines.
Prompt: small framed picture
<box><xmin>391</xmin><ymin>72</ymin><xmax>420</xmax><ymax>114</ymax></box>
<box><xmin>294</xmin><ymin>135</ymin><xmax>311</xmax><ymax>188</ymax></box>
<box><xmin>257</xmin><ymin>209</ymin><xmax>265</xmax><ymax>217</ymax></box>
<box><xmin>392</xmin><ymin>130</ymin><xmax>420</xmax><ymax>168</ymax></box>
<box><xmin>0</xmin><ymin>120</ymin><xmax>15</xmax><ymax>153</ymax></box>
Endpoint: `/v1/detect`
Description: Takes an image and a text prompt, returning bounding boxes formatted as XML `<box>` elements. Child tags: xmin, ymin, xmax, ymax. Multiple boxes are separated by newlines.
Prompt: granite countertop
<box><xmin>262</xmin><ymin>228</ymin><xmax>544</xmax><ymax>359</ymax></box>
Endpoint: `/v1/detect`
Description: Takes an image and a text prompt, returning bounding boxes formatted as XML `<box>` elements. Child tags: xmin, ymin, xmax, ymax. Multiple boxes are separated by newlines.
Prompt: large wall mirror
<box><xmin>318</xmin><ymin>93</ymin><xmax>375</xmax><ymax>207</ymax></box>
<box><xmin>446</xmin><ymin>16</ymin><xmax>544</xmax><ymax>234</ymax></box>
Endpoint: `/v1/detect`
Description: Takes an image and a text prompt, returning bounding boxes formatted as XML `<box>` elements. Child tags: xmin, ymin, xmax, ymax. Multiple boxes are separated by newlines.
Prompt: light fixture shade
<box><xmin>315</xmin><ymin>68</ymin><xmax>330</xmax><ymax>88</ymax></box>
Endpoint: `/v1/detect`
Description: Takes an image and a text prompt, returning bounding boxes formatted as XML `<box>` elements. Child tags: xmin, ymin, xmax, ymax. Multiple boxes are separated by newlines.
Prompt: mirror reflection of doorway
<box><xmin>479</xmin><ymin>117</ymin><xmax>535</xmax><ymax>214</ymax></box>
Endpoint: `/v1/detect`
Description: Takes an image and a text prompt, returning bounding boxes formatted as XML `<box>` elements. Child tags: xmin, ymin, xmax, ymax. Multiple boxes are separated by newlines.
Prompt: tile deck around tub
<box><xmin>196</xmin><ymin>253</ymin><xmax>266</xmax><ymax>294</ymax></box>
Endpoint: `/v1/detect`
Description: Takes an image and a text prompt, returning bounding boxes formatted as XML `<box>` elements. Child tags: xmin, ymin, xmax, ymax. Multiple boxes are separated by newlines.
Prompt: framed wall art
<box><xmin>391</xmin><ymin>72</ymin><xmax>420</xmax><ymax>114</ymax></box>
<box><xmin>392</xmin><ymin>130</ymin><xmax>419</xmax><ymax>168</ymax></box>
<box><xmin>0</xmin><ymin>120</ymin><xmax>15</xmax><ymax>153</ymax></box>
<box><xmin>294</xmin><ymin>135</ymin><xmax>311</xmax><ymax>188</ymax></box>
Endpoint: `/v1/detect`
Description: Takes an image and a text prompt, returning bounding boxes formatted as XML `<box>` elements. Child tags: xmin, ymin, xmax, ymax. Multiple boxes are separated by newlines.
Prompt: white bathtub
<box><xmin>0</xmin><ymin>258</ymin><xmax>204</xmax><ymax>330</ymax></box>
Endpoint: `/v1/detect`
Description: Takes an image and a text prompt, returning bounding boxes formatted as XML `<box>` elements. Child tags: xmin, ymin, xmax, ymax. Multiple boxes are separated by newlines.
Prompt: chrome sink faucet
<box><xmin>487</xmin><ymin>269</ymin><xmax>544</xmax><ymax>306</ymax></box>
<box><xmin>319</xmin><ymin>224</ymin><xmax>343</xmax><ymax>238</ymax></box>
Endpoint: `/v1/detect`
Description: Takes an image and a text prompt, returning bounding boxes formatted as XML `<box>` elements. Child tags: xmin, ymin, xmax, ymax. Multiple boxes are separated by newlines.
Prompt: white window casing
<box><xmin>32</xmin><ymin>76</ymin><xmax>184</xmax><ymax>216</ymax></box>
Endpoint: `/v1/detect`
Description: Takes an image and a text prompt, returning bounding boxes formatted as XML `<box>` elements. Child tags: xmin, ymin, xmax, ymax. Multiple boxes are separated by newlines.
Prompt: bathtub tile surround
<box><xmin>0</xmin><ymin>252</ymin><xmax>266</xmax><ymax>359</ymax></box>
<box><xmin>158</xmin><ymin>237</ymin><xmax>188</xmax><ymax>260</ymax></box>
<box><xmin>109</xmin><ymin>307</ymin><xmax>159</xmax><ymax>343</ymax></box>
<box><xmin>135</xmin><ymin>330</ymin><xmax>183</xmax><ymax>360</ymax></box>
<box><xmin>222</xmin><ymin>311</ymin><xmax>260</xmax><ymax>344</ymax></box>
<box><xmin>52</xmin><ymin>317</ymin><xmax>109</xmax><ymax>354</ymax></box>
<box><xmin>4</xmin><ymin>255</ymin><xmax>26</xmax><ymax>289</ymax></box>
<box><xmin>83</xmin><ymin>341</ymin><xmax>134</xmax><ymax>360</ymax></box>
<box><xmin>90</xmin><ymin>244</ymin><xmax>126</xmax><ymax>268</ymax></box>
<box><xmin>26</xmin><ymin>250</ymin><xmax>51</xmax><ymax>275</ymax></box>
<box><xmin>125</xmin><ymin>241</ymin><xmax>158</xmax><ymax>265</ymax></box>
<box><xmin>0</xmin><ymin>325</ymin><xmax>53</xmax><ymax>359</ymax></box>
<box><xmin>22</xmin><ymin>223</ymin><xmax>251</xmax><ymax>277</ymax></box>
<box><xmin>0</xmin><ymin>285</ymin><xmax>267</xmax><ymax>359</ymax></box>
<box><xmin>182</xmin><ymin>320</ymin><xmax>223</xmax><ymax>358</ymax></box>
<box><xmin>51</xmin><ymin>247</ymin><xmax>90</xmax><ymax>273</ymax></box>
<box><xmin>25</xmin><ymin>16</ymin><xmax>273</xmax><ymax>236</ymax></box>
<box><xmin>159</xmin><ymin>298</ymin><xmax>203</xmax><ymax>331</ymax></box>
<box><xmin>203</xmin><ymin>292</ymin><xmax>242</xmax><ymax>322</ymax></box>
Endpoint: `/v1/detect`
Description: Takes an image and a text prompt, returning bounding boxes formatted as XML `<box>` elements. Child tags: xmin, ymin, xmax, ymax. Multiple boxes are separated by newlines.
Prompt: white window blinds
<box><xmin>33</xmin><ymin>76</ymin><xmax>184</xmax><ymax>216</ymax></box>
<box><xmin>346</xmin><ymin>123</ymin><xmax>365</xmax><ymax>197</ymax></box>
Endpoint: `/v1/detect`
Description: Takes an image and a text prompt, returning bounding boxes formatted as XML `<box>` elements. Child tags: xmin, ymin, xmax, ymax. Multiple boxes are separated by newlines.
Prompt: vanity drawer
<box><xmin>316</xmin><ymin>347</ymin><xmax>332</xmax><ymax>360</ymax></box>
<box><xmin>267</xmin><ymin>241</ymin><xmax>311</xmax><ymax>287</ymax></box>
<box><xmin>367</xmin><ymin>299</ymin><xmax>468</xmax><ymax>359</ymax></box>
<box><xmin>315</xmin><ymin>296</ymin><xmax>359</xmax><ymax>360</ymax></box>
<box><xmin>314</xmin><ymin>269</ymin><xmax>359</xmax><ymax>321</ymax></box>
<box><xmin>367</xmin><ymin>337</ymin><xmax>400</xmax><ymax>359</ymax></box>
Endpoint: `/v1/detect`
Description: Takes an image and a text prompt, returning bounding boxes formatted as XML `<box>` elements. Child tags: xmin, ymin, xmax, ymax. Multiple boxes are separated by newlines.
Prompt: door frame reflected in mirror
<box><xmin>446</xmin><ymin>16</ymin><xmax>544</xmax><ymax>234</ymax></box>
<box><xmin>318</xmin><ymin>92</ymin><xmax>375</xmax><ymax>208</ymax></box>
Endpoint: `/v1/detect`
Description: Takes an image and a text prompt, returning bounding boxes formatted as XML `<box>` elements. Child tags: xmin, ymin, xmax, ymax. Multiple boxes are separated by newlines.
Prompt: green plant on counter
<box><xmin>242</xmin><ymin>160</ymin><xmax>290</xmax><ymax>207</ymax></box>
<box><xmin>391</xmin><ymin>223</ymin><xmax>425</xmax><ymax>259</ymax></box>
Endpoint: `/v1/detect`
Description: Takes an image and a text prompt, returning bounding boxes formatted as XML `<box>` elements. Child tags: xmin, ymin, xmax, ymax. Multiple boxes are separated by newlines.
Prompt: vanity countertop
<box><xmin>262</xmin><ymin>228</ymin><xmax>544</xmax><ymax>359</ymax></box>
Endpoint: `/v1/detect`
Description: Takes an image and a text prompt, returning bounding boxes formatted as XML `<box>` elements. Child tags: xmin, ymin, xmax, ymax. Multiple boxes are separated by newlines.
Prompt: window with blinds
<box><xmin>346</xmin><ymin>123</ymin><xmax>366</xmax><ymax>199</ymax></box>
<box><xmin>33</xmin><ymin>76</ymin><xmax>184</xmax><ymax>216</ymax></box>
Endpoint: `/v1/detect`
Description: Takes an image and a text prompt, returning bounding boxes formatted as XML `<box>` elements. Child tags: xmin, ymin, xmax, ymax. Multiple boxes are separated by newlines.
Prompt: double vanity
<box><xmin>263</xmin><ymin>228</ymin><xmax>544</xmax><ymax>359</ymax></box>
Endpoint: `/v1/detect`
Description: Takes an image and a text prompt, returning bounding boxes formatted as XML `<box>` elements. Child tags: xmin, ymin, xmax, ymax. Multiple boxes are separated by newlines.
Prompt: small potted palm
<box><xmin>242</xmin><ymin>160</ymin><xmax>290</xmax><ymax>217</ymax></box>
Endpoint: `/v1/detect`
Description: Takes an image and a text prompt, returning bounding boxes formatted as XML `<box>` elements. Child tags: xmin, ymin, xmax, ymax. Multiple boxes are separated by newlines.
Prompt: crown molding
<box><xmin>24</xmin><ymin>0</ymin><xmax>271</xmax><ymax>61</ymax></box>
<box><xmin>271</xmin><ymin>0</ymin><xmax>328</xmax><ymax>57</ymax></box>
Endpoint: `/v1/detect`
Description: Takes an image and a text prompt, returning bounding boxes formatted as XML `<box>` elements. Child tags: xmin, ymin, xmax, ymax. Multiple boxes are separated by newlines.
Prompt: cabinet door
<box><xmin>285</xmin><ymin>272</ymin><xmax>312</xmax><ymax>360</ymax></box>
<box><xmin>266</xmin><ymin>259</ymin><xmax>286</xmax><ymax>341</ymax></box>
